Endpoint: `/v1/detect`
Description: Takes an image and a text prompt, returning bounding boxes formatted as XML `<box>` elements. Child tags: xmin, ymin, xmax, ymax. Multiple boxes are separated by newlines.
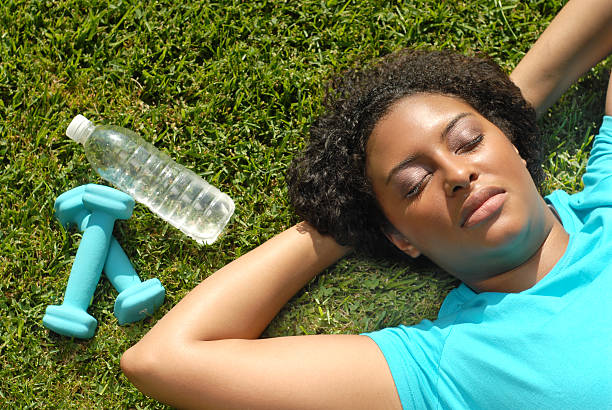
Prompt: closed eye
<box><xmin>405</xmin><ymin>174</ymin><xmax>431</xmax><ymax>199</ymax></box>
<box><xmin>457</xmin><ymin>134</ymin><xmax>483</xmax><ymax>153</ymax></box>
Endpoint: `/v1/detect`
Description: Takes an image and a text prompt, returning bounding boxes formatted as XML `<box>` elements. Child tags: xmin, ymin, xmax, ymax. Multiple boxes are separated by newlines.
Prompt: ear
<box><xmin>384</xmin><ymin>230</ymin><xmax>421</xmax><ymax>258</ymax></box>
<box><xmin>512</xmin><ymin>144</ymin><xmax>527</xmax><ymax>166</ymax></box>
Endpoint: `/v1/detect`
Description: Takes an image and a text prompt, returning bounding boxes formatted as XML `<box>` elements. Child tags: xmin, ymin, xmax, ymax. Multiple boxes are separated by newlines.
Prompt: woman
<box><xmin>121</xmin><ymin>1</ymin><xmax>612</xmax><ymax>408</ymax></box>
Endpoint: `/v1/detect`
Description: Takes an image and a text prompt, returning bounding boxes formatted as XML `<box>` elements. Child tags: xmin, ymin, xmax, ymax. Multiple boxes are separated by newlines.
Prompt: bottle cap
<box><xmin>66</xmin><ymin>114</ymin><xmax>94</xmax><ymax>144</ymax></box>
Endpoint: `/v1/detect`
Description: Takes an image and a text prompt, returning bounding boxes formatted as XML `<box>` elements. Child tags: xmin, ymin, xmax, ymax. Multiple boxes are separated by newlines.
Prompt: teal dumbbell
<box><xmin>43</xmin><ymin>184</ymin><xmax>134</xmax><ymax>338</ymax></box>
<box><xmin>44</xmin><ymin>185</ymin><xmax>165</xmax><ymax>335</ymax></box>
<box><xmin>52</xmin><ymin>185</ymin><xmax>164</xmax><ymax>324</ymax></box>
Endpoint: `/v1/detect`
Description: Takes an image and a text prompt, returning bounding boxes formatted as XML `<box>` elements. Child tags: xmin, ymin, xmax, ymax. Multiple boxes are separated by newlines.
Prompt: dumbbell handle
<box><xmin>105</xmin><ymin>238</ymin><xmax>141</xmax><ymax>292</ymax></box>
<box><xmin>63</xmin><ymin>212</ymin><xmax>115</xmax><ymax>309</ymax></box>
<box><xmin>77</xmin><ymin>212</ymin><xmax>142</xmax><ymax>293</ymax></box>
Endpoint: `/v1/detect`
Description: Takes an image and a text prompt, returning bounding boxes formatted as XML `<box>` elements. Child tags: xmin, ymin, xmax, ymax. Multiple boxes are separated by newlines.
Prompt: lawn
<box><xmin>1</xmin><ymin>0</ymin><xmax>609</xmax><ymax>407</ymax></box>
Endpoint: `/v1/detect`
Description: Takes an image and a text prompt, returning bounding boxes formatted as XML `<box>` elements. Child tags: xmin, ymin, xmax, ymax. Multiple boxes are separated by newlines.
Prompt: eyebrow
<box><xmin>385</xmin><ymin>112</ymin><xmax>472</xmax><ymax>185</ymax></box>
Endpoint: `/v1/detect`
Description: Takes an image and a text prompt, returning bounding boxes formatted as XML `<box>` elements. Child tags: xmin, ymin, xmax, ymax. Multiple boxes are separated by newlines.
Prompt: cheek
<box><xmin>475</xmin><ymin>138</ymin><xmax>526</xmax><ymax>176</ymax></box>
<box><xmin>387</xmin><ymin>194</ymin><xmax>453</xmax><ymax>243</ymax></box>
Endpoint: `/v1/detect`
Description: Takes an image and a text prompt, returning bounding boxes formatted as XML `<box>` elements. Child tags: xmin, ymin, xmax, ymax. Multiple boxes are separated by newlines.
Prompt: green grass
<box><xmin>0</xmin><ymin>0</ymin><xmax>609</xmax><ymax>407</ymax></box>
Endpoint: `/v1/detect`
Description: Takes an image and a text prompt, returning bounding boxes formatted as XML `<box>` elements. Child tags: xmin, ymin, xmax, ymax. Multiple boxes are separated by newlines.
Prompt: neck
<box><xmin>469</xmin><ymin>217</ymin><xmax>568</xmax><ymax>293</ymax></box>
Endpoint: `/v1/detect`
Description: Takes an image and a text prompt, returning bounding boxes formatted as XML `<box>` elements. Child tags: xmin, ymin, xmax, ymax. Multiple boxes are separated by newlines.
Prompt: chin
<box><xmin>483</xmin><ymin>215</ymin><xmax>543</xmax><ymax>259</ymax></box>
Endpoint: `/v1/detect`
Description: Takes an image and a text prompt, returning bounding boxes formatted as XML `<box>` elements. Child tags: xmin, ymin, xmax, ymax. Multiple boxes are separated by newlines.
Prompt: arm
<box><xmin>607</xmin><ymin>70</ymin><xmax>612</xmax><ymax>117</ymax></box>
<box><xmin>121</xmin><ymin>223</ymin><xmax>401</xmax><ymax>409</ymax></box>
<box><xmin>129</xmin><ymin>222</ymin><xmax>350</xmax><ymax>342</ymax></box>
<box><xmin>510</xmin><ymin>0</ymin><xmax>612</xmax><ymax>117</ymax></box>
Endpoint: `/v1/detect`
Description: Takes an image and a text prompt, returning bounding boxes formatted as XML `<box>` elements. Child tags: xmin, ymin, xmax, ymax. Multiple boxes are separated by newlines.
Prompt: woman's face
<box><xmin>366</xmin><ymin>93</ymin><xmax>552</xmax><ymax>285</ymax></box>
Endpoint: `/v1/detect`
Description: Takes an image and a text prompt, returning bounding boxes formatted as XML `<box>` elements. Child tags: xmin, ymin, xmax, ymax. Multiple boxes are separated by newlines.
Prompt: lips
<box><xmin>460</xmin><ymin>187</ymin><xmax>507</xmax><ymax>228</ymax></box>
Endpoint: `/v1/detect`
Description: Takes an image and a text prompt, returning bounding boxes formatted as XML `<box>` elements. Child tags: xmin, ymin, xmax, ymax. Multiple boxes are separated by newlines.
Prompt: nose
<box><xmin>442</xmin><ymin>156</ymin><xmax>477</xmax><ymax>196</ymax></box>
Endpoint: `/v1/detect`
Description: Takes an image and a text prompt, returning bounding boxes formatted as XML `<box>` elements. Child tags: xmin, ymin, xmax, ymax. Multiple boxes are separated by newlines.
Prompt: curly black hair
<box><xmin>287</xmin><ymin>49</ymin><xmax>541</xmax><ymax>259</ymax></box>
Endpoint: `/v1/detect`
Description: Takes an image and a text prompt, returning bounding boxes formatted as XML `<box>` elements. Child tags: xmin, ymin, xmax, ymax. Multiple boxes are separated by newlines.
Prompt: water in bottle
<box><xmin>66</xmin><ymin>114</ymin><xmax>234</xmax><ymax>244</ymax></box>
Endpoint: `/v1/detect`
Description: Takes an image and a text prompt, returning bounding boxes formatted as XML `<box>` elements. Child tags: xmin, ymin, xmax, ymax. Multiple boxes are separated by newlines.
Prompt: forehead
<box><xmin>366</xmin><ymin>93</ymin><xmax>479</xmax><ymax>166</ymax></box>
<box><xmin>369</xmin><ymin>93</ymin><xmax>477</xmax><ymax>148</ymax></box>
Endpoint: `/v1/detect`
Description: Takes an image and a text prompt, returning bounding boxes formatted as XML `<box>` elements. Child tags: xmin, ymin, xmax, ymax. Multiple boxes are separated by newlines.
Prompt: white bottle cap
<box><xmin>66</xmin><ymin>114</ymin><xmax>94</xmax><ymax>144</ymax></box>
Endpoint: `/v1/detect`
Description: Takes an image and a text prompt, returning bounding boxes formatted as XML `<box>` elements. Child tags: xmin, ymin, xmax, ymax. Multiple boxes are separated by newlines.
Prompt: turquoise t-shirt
<box><xmin>365</xmin><ymin>116</ymin><xmax>612</xmax><ymax>409</ymax></box>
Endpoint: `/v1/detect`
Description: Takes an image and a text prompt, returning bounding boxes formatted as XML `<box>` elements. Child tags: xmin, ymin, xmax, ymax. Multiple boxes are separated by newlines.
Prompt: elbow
<box><xmin>121</xmin><ymin>343</ymin><xmax>147</xmax><ymax>386</ymax></box>
<box><xmin>121</xmin><ymin>336</ymin><xmax>197</xmax><ymax>407</ymax></box>
<box><xmin>121</xmin><ymin>340</ymin><xmax>164</xmax><ymax>398</ymax></box>
<box><xmin>121</xmin><ymin>339</ymin><xmax>211</xmax><ymax>409</ymax></box>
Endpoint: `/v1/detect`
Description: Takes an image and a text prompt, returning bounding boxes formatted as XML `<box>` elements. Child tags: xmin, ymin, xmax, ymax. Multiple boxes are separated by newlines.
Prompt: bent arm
<box><xmin>130</xmin><ymin>222</ymin><xmax>350</xmax><ymax>344</ymax></box>
<box><xmin>121</xmin><ymin>224</ymin><xmax>401</xmax><ymax>409</ymax></box>
<box><xmin>510</xmin><ymin>0</ymin><xmax>612</xmax><ymax>117</ymax></box>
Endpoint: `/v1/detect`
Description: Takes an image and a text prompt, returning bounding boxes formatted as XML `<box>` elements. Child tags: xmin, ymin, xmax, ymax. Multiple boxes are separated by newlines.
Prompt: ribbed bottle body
<box><xmin>82</xmin><ymin>125</ymin><xmax>234</xmax><ymax>244</ymax></box>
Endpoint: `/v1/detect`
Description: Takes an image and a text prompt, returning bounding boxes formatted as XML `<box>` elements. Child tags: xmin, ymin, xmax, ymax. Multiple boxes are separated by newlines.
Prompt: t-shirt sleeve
<box><xmin>580</xmin><ymin>116</ymin><xmax>612</xmax><ymax>192</ymax></box>
<box><xmin>363</xmin><ymin>318</ymin><xmax>454</xmax><ymax>409</ymax></box>
<box><xmin>545</xmin><ymin>116</ymin><xmax>612</xmax><ymax>229</ymax></box>
<box><xmin>565</xmin><ymin>116</ymin><xmax>612</xmax><ymax>213</ymax></box>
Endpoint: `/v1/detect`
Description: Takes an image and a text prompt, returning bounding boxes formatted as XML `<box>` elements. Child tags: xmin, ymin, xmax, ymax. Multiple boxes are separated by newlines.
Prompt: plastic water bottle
<box><xmin>66</xmin><ymin>114</ymin><xmax>234</xmax><ymax>244</ymax></box>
